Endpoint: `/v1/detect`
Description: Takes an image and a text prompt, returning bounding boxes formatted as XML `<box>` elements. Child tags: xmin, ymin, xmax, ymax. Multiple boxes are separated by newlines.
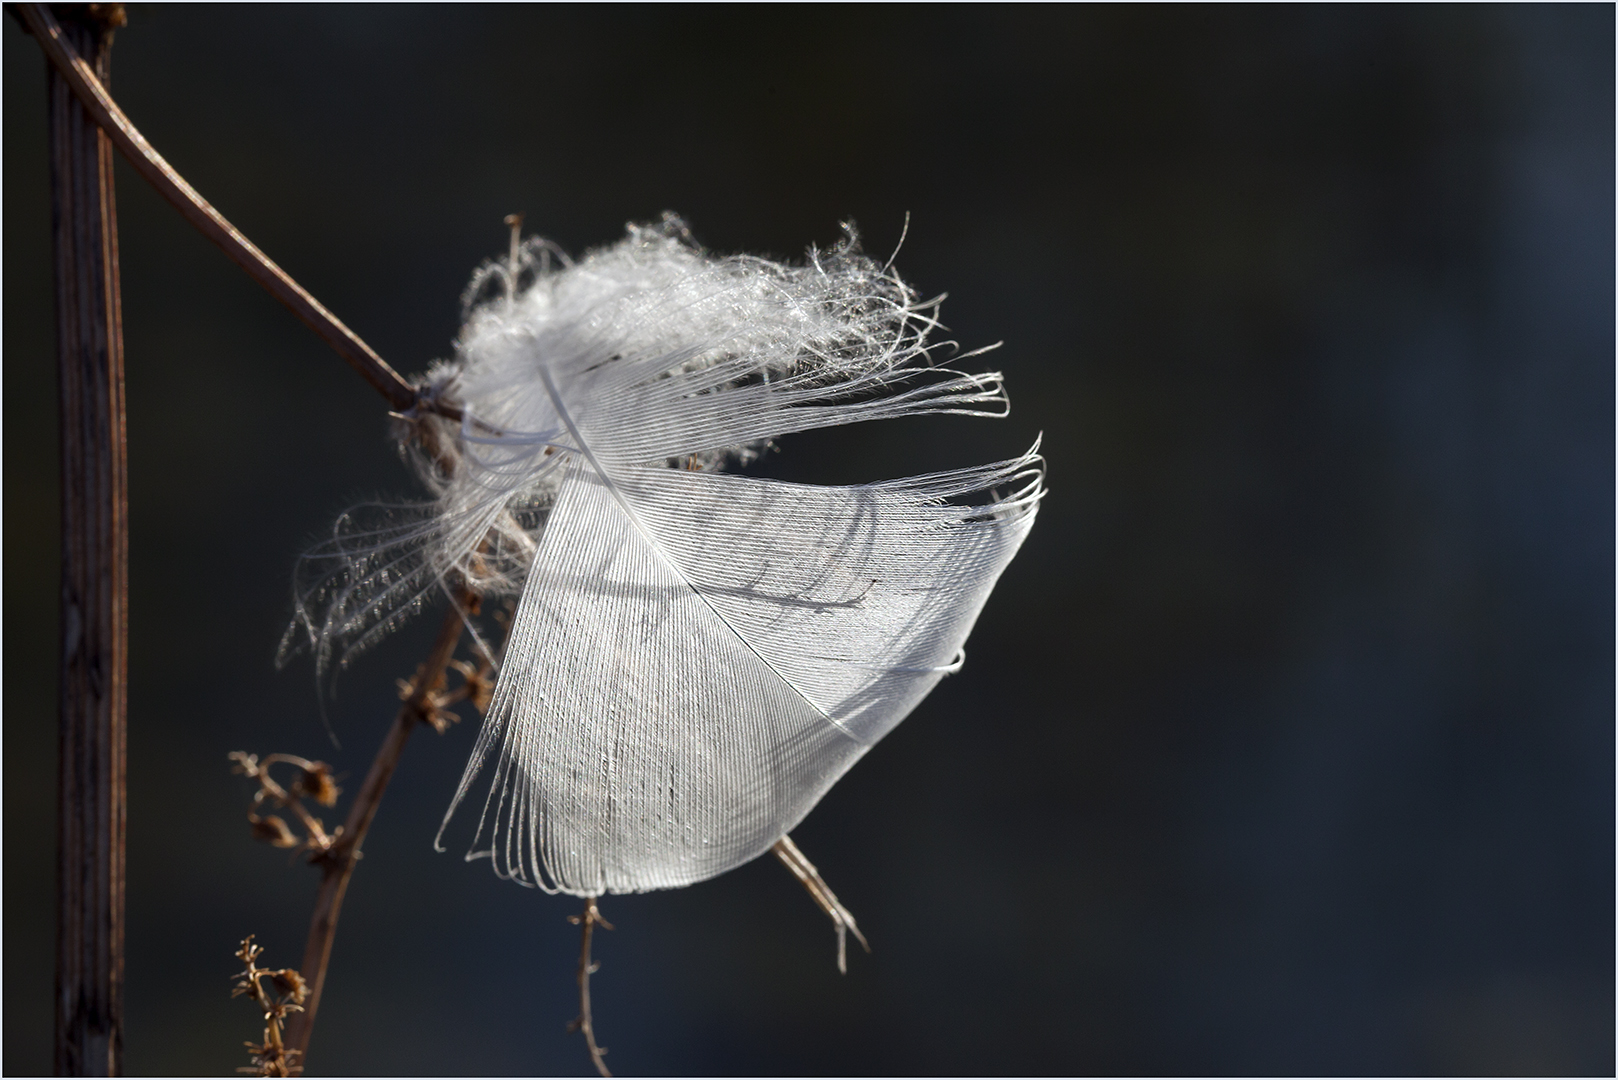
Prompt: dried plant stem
<box><xmin>15</xmin><ymin>3</ymin><xmax>445</xmax><ymax>417</ymax></box>
<box><xmin>282</xmin><ymin>599</ymin><xmax>471</xmax><ymax>1063</ymax></box>
<box><xmin>568</xmin><ymin>897</ymin><xmax>615</xmax><ymax>1079</ymax></box>
<box><xmin>47</xmin><ymin>6</ymin><xmax>128</xmax><ymax>1074</ymax></box>
<box><xmin>773</xmin><ymin>835</ymin><xmax>870</xmax><ymax>974</ymax></box>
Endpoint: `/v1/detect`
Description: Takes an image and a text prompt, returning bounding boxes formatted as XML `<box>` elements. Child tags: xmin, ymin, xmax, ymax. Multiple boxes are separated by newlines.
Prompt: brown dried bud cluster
<box><xmin>451</xmin><ymin>658</ymin><xmax>496</xmax><ymax>714</ymax></box>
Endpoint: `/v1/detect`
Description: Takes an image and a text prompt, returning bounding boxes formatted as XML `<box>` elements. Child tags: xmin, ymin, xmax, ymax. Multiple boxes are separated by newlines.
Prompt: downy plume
<box><xmin>283</xmin><ymin>214</ymin><xmax>1043</xmax><ymax>896</ymax></box>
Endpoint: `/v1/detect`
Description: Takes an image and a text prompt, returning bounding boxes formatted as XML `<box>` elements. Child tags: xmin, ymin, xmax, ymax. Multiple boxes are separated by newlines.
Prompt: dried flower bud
<box><xmin>296</xmin><ymin>762</ymin><xmax>339</xmax><ymax>807</ymax></box>
<box><xmin>250</xmin><ymin>814</ymin><xmax>299</xmax><ymax>848</ymax></box>
<box><xmin>269</xmin><ymin>968</ymin><xmax>309</xmax><ymax>1005</ymax></box>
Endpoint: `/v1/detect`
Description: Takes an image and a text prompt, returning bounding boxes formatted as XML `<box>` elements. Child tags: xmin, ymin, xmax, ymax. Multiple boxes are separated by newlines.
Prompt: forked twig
<box><xmin>567</xmin><ymin>896</ymin><xmax>614</xmax><ymax>1078</ymax></box>
<box><xmin>14</xmin><ymin>3</ymin><xmax>460</xmax><ymax>419</ymax></box>
<box><xmin>773</xmin><ymin>835</ymin><xmax>871</xmax><ymax>974</ymax></box>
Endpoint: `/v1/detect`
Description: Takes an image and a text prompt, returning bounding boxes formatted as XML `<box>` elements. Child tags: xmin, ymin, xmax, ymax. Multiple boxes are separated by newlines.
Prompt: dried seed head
<box><xmin>269</xmin><ymin>968</ymin><xmax>309</xmax><ymax>1005</ymax></box>
<box><xmin>250</xmin><ymin>815</ymin><xmax>299</xmax><ymax>848</ymax></box>
<box><xmin>296</xmin><ymin>762</ymin><xmax>339</xmax><ymax>807</ymax></box>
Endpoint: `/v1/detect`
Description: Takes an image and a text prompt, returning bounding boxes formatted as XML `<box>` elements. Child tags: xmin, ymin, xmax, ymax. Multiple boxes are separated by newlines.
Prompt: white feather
<box><xmin>286</xmin><ymin>216</ymin><xmax>1044</xmax><ymax>895</ymax></box>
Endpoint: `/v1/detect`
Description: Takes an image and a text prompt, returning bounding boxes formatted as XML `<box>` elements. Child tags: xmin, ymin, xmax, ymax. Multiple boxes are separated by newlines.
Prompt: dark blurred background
<box><xmin>5</xmin><ymin>5</ymin><xmax>1612</xmax><ymax>1076</ymax></box>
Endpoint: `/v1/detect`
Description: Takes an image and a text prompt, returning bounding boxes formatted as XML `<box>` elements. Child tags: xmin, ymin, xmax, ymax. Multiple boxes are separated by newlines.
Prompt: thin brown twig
<box><xmin>14</xmin><ymin>4</ymin><xmax>461</xmax><ymax>420</ymax></box>
<box><xmin>567</xmin><ymin>896</ymin><xmax>614</xmax><ymax>1079</ymax></box>
<box><xmin>281</xmin><ymin>593</ymin><xmax>475</xmax><ymax>1063</ymax></box>
<box><xmin>773</xmin><ymin>835</ymin><xmax>870</xmax><ymax>974</ymax></box>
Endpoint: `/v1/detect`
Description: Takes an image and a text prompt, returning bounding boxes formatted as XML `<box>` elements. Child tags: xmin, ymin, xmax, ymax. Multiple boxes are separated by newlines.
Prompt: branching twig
<box><xmin>227</xmin><ymin>596</ymin><xmax>500</xmax><ymax>1072</ymax></box>
<box><xmin>567</xmin><ymin>897</ymin><xmax>615</xmax><ymax>1079</ymax></box>
<box><xmin>16</xmin><ymin>10</ymin><xmax>531</xmax><ymax>1072</ymax></box>
<box><xmin>280</xmin><ymin>592</ymin><xmax>479</xmax><ymax>1063</ymax></box>
<box><xmin>773</xmin><ymin>835</ymin><xmax>871</xmax><ymax>974</ymax></box>
<box><xmin>14</xmin><ymin>3</ymin><xmax>459</xmax><ymax>419</ymax></box>
<box><xmin>231</xmin><ymin>936</ymin><xmax>307</xmax><ymax>1077</ymax></box>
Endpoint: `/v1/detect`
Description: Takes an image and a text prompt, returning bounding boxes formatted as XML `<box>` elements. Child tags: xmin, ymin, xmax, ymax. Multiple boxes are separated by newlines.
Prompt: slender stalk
<box><xmin>15</xmin><ymin>4</ymin><xmax>450</xmax><ymax>418</ymax></box>
<box><xmin>568</xmin><ymin>897</ymin><xmax>614</xmax><ymax>1079</ymax></box>
<box><xmin>49</xmin><ymin>6</ymin><xmax>128</xmax><ymax>1074</ymax></box>
<box><xmin>281</xmin><ymin>599</ymin><xmax>471</xmax><ymax>1063</ymax></box>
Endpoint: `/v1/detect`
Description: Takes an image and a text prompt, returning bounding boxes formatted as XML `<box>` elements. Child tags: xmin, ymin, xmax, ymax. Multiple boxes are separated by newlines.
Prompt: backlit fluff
<box><xmin>283</xmin><ymin>215</ymin><xmax>1043</xmax><ymax>895</ymax></box>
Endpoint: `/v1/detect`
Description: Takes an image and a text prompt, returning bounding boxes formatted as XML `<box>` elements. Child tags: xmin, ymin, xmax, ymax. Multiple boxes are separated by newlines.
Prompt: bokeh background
<box><xmin>5</xmin><ymin>5</ymin><xmax>1612</xmax><ymax>1076</ymax></box>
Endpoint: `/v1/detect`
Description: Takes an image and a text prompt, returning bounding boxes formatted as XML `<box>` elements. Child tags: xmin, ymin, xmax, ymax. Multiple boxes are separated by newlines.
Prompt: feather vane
<box><xmin>286</xmin><ymin>217</ymin><xmax>1043</xmax><ymax>895</ymax></box>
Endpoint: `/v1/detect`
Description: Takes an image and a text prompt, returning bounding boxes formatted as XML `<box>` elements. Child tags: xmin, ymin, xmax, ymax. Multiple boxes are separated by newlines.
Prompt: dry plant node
<box><xmin>396</xmin><ymin>642</ymin><xmax>496</xmax><ymax>734</ymax></box>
